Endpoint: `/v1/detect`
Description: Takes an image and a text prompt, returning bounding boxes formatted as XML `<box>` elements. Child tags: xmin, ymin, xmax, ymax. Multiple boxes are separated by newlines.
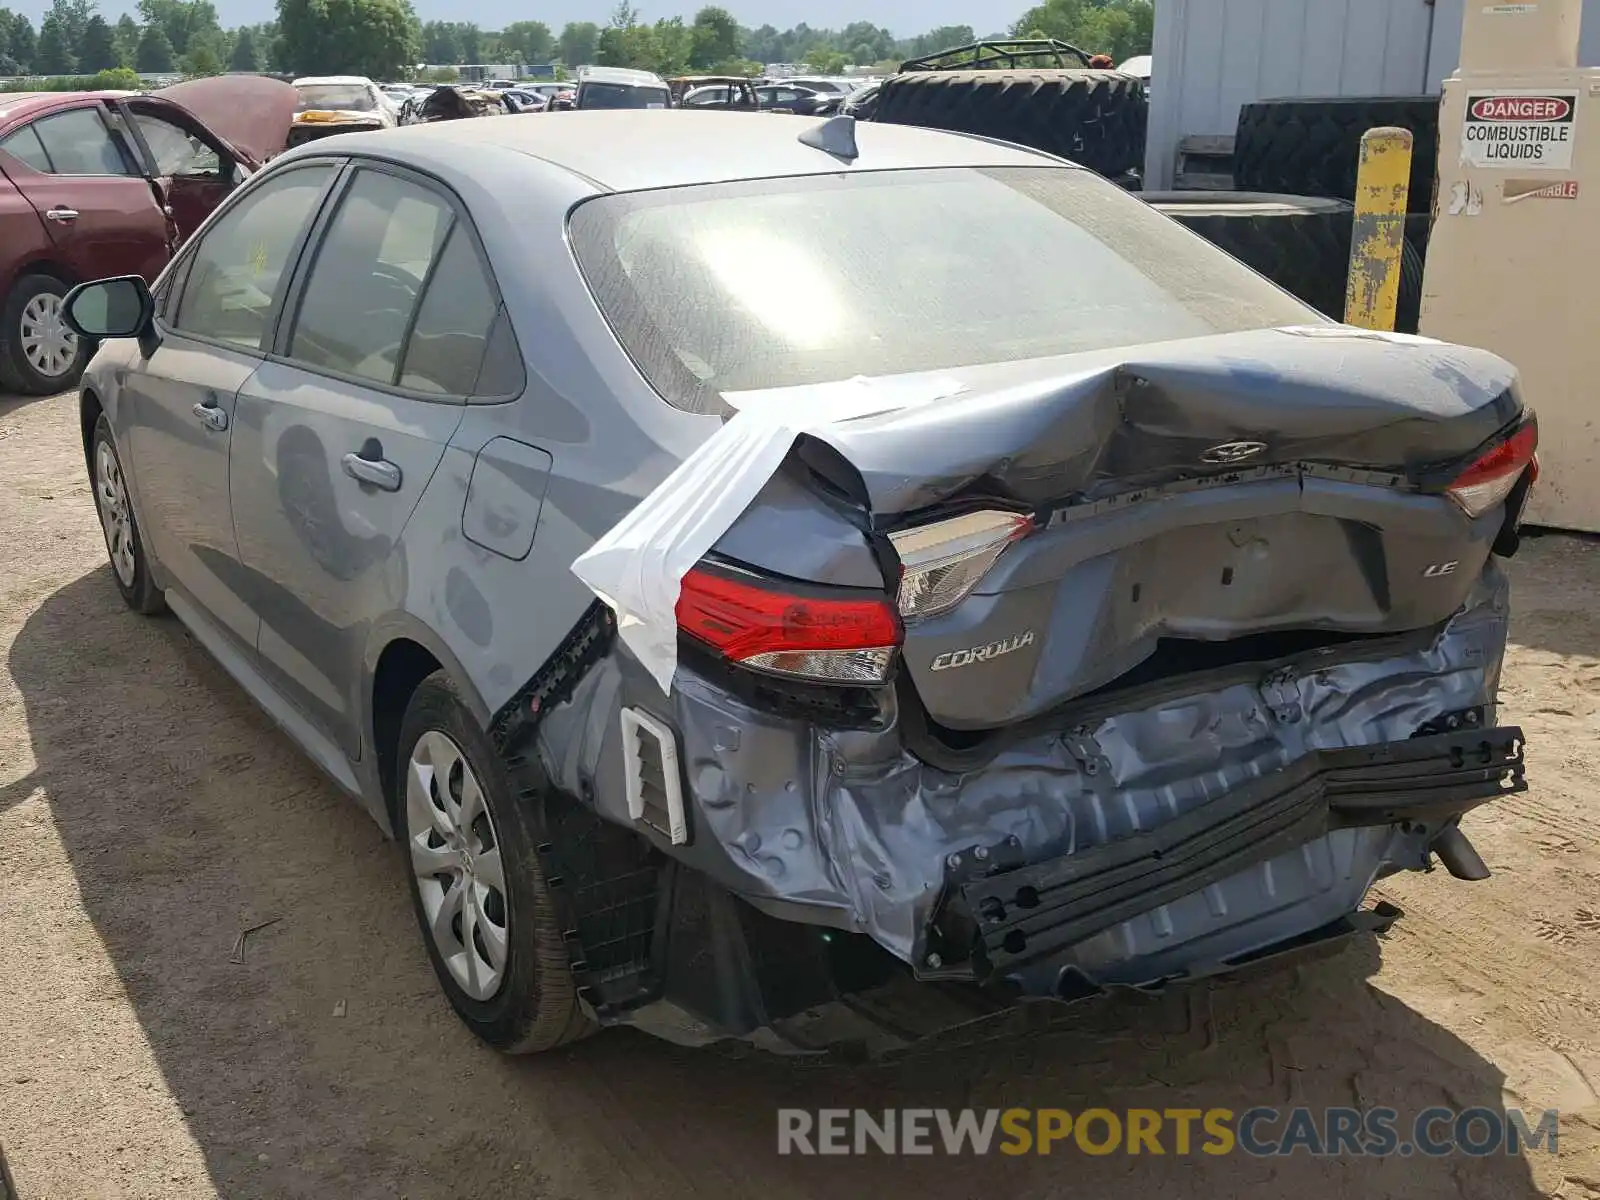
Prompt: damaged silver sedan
<box><xmin>67</xmin><ymin>110</ymin><xmax>1533</xmax><ymax>1056</ymax></box>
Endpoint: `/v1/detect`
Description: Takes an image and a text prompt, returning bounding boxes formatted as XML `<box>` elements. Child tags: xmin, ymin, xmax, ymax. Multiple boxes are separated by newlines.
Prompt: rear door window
<box><xmin>285</xmin><ymin>168</ymin><xmax>453</xmax><ymax>388</ymax></box>
<box><xmin>397</xmin><ymin>223</ymin><xmax>505</xmax><ymax>396</ymax></box>
<box><xmin>0</xmin><ymin>124</ymin><xmax>52</xmax><ymax>172</ymax></box>
<box><xmin>173</xmin><ymin>164</ymin><xmax>337</xmax><ymax>349</ymax></box>
<box><xmin>8</xmin><ymin>107</ymin><xmax>135</xmax><ymax>176</ymax></box>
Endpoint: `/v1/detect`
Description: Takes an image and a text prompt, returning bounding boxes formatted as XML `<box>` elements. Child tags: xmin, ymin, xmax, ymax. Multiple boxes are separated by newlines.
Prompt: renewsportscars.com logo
<box><xmin>776</xmin><ymin>1107</ymin><xmax>1561</xmax><ymax>1157</ymax></box>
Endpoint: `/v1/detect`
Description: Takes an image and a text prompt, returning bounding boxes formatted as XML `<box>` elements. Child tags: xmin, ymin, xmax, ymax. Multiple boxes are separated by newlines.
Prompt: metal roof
<box><xmin>303</xmin><ymin>109</ymin><xmax>1057</xmax><ymax>193</ymax></box>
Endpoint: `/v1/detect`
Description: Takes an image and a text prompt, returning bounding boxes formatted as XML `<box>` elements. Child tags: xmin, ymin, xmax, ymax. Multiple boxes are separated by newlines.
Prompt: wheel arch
<box><xmin>365</xmin><ymin>617</ymin><xmax>493</xmax><ymax>830</ymax></box>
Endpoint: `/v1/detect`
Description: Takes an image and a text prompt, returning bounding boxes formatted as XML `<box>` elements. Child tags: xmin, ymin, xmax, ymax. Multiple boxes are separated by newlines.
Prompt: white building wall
<box><xmin>1145</xmin><ymin>0</ymin><xmax>1600</xmax><ymax>189</ymax></box>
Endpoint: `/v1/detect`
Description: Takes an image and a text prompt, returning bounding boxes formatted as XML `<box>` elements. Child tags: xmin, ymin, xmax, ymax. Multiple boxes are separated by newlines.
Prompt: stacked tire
<box><xmin>1144</xmin><ymin>192</ymin><xmax>1424</xmax><ymax>334</ymax></box>
<box><xmin>1233</xmin><ymin>95</ymin><xmax>1441</xmax><ymax>214</ymax></box>
<box><xmin>1227</xmin><ymin>94</ymin><xmax>1441</xmax><ymax>333</ymax></box>
<box><xmin>870</xmin><ymin>69</ymin><xmax>1148</xmax><ymax>180</ymax></box>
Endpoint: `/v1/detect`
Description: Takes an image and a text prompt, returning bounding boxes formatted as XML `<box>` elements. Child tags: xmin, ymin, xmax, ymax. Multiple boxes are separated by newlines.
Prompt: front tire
<box><xmin>397</xmin><ymin>671</ymin><xmax>594</xmax><ymax>1053</ymax></box>
<box><xmin>0</xmin><ymin>274</ymin><xmax>92</xmax><ymax>395</ymax></box>
<box><xmin>91</xmin><ymin>414</ymin><xmax>164</xmax><ymax>615</ymax></box>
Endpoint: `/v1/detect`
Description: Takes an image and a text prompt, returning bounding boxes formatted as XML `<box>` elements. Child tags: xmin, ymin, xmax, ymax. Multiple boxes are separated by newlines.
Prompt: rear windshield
<box><xmin>568</xmin><ymin>166</ymin><xmax>1321</xmax><ymax>414</ymax></box>
<box><xmin>295</xmin><ymin>83</ymin><xmax>376</xmax><ymax>111</ymax></box>
<box><xmin>579</xmin><ymin>82</ymin><xmax>670</xmax><ymax>109</ymax></box>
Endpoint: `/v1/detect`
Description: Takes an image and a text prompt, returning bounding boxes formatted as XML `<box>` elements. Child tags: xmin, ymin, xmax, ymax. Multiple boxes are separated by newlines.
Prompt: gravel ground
<box><xmin>2</xmin><ymin>388</ymin><xmax>1598</xmax><ymax>1199</ymax></box>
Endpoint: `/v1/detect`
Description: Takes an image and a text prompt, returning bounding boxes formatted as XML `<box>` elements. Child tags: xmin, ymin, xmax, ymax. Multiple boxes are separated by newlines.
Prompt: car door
<box><xmin>0</xmin><ymin>103</ymin><xmax>170</xmax><ymax>282</ymax></box>
<box><xmin>119</xmin><ymin>99</ymin><xmax>242</xmax><ymax>245</ymax></box>
<box><xmin>229</xmin><ymin>164</ymin><xmax>493</xmax><ymax>761</ymax></box>
<box><xmin>123</xmin><ymin>160</ymin><xmax>341</xmax><ymax>653</ymax></box>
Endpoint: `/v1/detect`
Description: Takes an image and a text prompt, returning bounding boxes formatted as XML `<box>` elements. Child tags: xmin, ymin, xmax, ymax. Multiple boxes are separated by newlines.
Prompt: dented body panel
<box><xmin>536</xmin><ymin>564</ymin><xmax>1513</xmax><ymax>1002</ymax></box>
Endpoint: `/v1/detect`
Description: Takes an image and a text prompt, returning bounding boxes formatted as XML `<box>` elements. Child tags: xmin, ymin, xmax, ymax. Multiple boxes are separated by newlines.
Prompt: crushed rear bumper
<box><xmin>523</xmin><ymin>564</ymin><xmax>1521</xmax><ymax>1050</ymax></box>
<box><xmin>931</xmin><ymin>725</ymin><xmax>1523</xmax><ymax>997</ymax></box>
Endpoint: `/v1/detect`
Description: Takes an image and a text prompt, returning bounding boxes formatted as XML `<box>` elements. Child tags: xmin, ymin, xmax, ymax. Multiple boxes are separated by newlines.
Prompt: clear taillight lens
<box><xmin>675</xmin><ymin>565</ymin><xmax>902</xmax><ymax>684</ymax></box>
<box><xmin>889</xmin><ymin>510</ymin><xmax>1033</xmax><ymax>621</ymax></box>
<box><xmin>1447</xmin><ymin>421</ymin><xmax>1539</xmax><ymax>517</ymax></box>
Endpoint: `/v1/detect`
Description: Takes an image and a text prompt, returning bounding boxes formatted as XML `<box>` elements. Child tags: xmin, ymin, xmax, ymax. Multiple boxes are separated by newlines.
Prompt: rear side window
<box><xmin>288</xmin><ymin>168</ymin><xmax>508</xmax><ymax>397</ymax></box>
<box><xmin>0</xmin><ymin>124</ymin><xmax>52</xmax><ymax>172</ymax></box>
<box><xmin>10</xmin><ymin>108</ymin><xmax>134</xmax><ymax>176</ymax></box>
<box><xmin>568</xmin><ymin>165</ymin><xmax>1320</xmax><ymax>414</ymax></box>
<box><xmin>174</xmin><ymin>164</ymin><xmax>336</xmax><ymax>349</ymax></box>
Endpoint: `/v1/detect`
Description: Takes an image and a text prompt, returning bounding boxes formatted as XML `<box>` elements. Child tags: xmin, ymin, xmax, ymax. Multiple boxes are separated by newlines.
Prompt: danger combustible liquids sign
<box><xmin>1462</xmin><ymin>90</ymin><xmax>1579</xmax><ymax>170</ymax></box>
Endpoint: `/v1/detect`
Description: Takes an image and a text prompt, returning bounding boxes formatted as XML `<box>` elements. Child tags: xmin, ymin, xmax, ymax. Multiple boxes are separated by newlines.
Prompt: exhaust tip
<box><xmin>1431</xmin><ymin>824</ymin><xmax>1491</xmax><ymax>881</ymax></box>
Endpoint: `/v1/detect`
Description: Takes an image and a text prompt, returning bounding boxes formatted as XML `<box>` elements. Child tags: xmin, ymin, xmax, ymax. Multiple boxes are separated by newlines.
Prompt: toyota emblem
<box><xmin>1200</xmin><ymin>440</ymin><xmax>1268</xmax><ymax>465</ymax></box>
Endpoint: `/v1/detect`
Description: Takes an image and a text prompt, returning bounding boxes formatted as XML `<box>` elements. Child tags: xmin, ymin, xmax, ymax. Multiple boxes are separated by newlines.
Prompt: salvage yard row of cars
<box><xmin>5</xmin><ymin>70</ymin><xmax>1539</xmax><ymax>1055</ymax></box>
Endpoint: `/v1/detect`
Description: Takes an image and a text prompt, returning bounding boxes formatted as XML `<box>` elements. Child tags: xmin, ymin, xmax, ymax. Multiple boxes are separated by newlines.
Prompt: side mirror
<box><xmin>62</xmin><ymin>276</ymin><xmax>153</xmax><ymax>339</ymax></box>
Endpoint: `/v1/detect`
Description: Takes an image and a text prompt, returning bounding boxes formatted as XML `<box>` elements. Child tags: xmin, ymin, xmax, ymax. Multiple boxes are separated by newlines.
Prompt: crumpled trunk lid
<box><xmin>719</xmin><ymin>327</ymin><xmax>1527</xmax><ymax>732</ymax></box>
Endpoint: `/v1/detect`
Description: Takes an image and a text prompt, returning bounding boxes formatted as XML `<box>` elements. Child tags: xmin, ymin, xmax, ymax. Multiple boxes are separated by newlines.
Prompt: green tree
<box><xmin>134</xmin><ymin>22</ymin><xmax>175</xmax><ymax>70</ymax></box>
<box><xmin>8</xmin><ymin>11</ymin><xmax>35</xmax><ymax>70</ymax></box>
<box><xmin>1008</xmin><ymin>0</ymin><xmax>1152</xmax><ymax>61</ymax></box>
<box><xmin>182</xmin><ymin>37</ymin><xmax>220</xmax><ymax>73</ymax></box>
<box><xmin>420</xmin><ymin>20</ymin><xmax>458</xmax><ymax>62</ymax></box>
<box><xmin>456</xmin><ymin>21</ymin><xmax>481</xmax><ymax>62</ymax></box>
<box><xmin>112</xmin><ymin>13</ymin><xmax>139</xmax><ymax>65</ymax></box>
<box><xmin>499</xmin><ymin>19</ymin><xmax>552</xmax><ymax>64</ymax></box>
<box><xmin>557</xmin><ymin>20</ymin><xmax>597</xmax><ymax>67</ymax></box>
<box><xmin>77</xmin><ymin>13</ymin><xmax>118</xmax><ymax>70</ymax></box>
<box><xmin>43</xmin><ymin>0</ymin><xmax>92</xmax><ymax>58</ymax></box>
<box><xmin>137</xmin><ymin>0</ymin><xmax>220</xmax><ymax>57</ymax></box>
<box><xmin>688</xmin><ymin>5</ymin><xmax>737</xmax><ymax>69</ymax></box>
<box><xmin>905</xmin><ymin>24</ymin><xmax>975</xmax><ymax>57</ymax></box>
<box><xmin>275</xmin><ymin>0</ymin><xmax>418</xmax><ymax>80</ymax></box>
<box><xmin>802</xmin><ymin>45</ymin><xmax>848</xmax><ymax>73</ymax></box>
<box><xmin>227</xmin><ymin>24</ymin><xmax>258</xmax><ymax>69</ymax></box>
<box><xmin>36</xmin><ymin>13</ymin><xmax>76</xmax><ymax>73</ymax></box>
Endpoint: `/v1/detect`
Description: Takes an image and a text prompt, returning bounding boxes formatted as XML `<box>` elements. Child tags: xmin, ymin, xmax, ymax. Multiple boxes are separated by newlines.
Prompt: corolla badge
<box><xmin>930</xmin><ymin>630</ymin><xmax>1036</xmax><ymax>671</ymax></box>
<box><xmin>1200</xmin><ymin>440</ymin><xmax>1269</xmax><ymax>464</ymax></box>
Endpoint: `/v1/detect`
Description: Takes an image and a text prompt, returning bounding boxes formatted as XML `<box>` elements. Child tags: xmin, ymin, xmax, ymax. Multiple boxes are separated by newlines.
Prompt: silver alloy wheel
<box><xmin>19</xmin><ymin>292</ymin><xmax>78</xmax><ymax>380</ymax></box>
<box><xmin>406</xmin><ymin>730</ymin><xmax>510</xmax><ymax>1001</ymax></box>
<box><xmin>94</xmin><ymin>439</ymin><xmax>137</xmax><ymax>587</ymax></box>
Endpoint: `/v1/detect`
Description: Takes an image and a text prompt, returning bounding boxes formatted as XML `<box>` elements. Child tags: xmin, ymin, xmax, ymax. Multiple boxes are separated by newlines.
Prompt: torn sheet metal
<box><xmin>654</xmin><ymin>564</ymin><xmax>1511</xmax><ymax>975</ymax></box>
<box><xmin>568</xmin><ymin>374</ymin><xmax>964</xmax><ymax>692</ymax></box>
<box><xmin>570</xmin><ymin>324</ymin><xmax>1517</xmax><ymax>696</ymax></box>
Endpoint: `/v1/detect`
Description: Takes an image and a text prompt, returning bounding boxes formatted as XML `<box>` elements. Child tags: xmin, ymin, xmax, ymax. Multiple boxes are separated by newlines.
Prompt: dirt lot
<box><xmin>1</xmin><ymin>388</ymin><xmax>1599</xmax><ymax>1199</ymax></box>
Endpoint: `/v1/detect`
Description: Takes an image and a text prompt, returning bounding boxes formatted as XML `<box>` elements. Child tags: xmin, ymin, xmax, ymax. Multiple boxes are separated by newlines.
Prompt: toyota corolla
<box><xmin>63</xmin><ymin>111</ymin><xmax>1532</xmax><ymax>1056</ymax></box>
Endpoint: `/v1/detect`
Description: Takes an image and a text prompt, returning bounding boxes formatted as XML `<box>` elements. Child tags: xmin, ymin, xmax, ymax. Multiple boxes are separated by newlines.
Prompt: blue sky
<box><xmin>12</xmin><ymin>0</ymin><xmax>1006</xmax><ymax>35</ymax></box>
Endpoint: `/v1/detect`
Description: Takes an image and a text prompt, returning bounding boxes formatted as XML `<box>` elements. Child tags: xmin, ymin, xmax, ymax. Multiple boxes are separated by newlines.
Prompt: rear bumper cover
<box><xmin>530</xmin><ymin>563</ymin><xmax>1517</xmax><ymax>1039</ymax></box>
<box><xmin>936</xmin><ymin>724</ymin><xmax>1523</xmax><ymax>994</ymax></box>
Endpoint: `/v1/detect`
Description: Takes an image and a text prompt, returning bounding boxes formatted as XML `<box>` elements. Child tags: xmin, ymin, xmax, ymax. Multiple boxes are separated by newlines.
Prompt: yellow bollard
<box><xmin>1344</xmin><ymin>127</ymin><xmax>1414</xmax><ymax>331</ymax></box>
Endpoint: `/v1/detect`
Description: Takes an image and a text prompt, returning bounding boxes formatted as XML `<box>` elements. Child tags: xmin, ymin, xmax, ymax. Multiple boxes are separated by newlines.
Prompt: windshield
<box><xmin>579</xmin><ymin>82</ymin><xmax>670</xmax><ymax>109</ymax></box>
<box><xmin>295</xmin><ymin>83</ymin><xmax>377</xmax><ymax>111</ymax></box>
<box><xmin>569</xmin><ymin>166</ymin><xmax>1321</xmax><ymax>414</ymax></box>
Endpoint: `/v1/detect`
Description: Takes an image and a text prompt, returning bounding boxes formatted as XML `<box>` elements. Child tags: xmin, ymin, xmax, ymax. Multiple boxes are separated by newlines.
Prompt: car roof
<box><xmin>0</xmin><ymin>91</ymin><xmax>132</xmax><ymax>121</ymax></box>
<box><xmin>300</xmin><ymin>109</ymin><xmax>1057</xmax><ymax>194</ymax></box>
<box><xmin>293</xmin><ymin>75</ymin><xmax>373</xmax><ymax>86</ymax></box>
<box><xmin>579</xmin><ymin>66</ymin><xmax>667</xmax><ymax>88</ymax></box>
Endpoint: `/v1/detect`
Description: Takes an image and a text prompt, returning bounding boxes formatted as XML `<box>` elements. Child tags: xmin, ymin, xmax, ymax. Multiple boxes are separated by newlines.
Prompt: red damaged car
<box><xmin>0</xmin><ymin>75</ymin><xmax>295</xmax><ymax>394</ymax></box>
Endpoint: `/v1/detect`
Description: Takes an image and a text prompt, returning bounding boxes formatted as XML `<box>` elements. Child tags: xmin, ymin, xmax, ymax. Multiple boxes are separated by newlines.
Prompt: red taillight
<box><xmin>1447</xmin><ymin>421</ymin><xmax>1539</xmax><ymax>517</ymax></box>
<box><xmin>676</xmin><ymin>566</ymin><xmax>902</xmax><ymax>684</ymax></box>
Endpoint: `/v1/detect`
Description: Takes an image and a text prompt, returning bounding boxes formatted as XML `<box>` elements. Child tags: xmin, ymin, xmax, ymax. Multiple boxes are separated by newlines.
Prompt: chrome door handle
<box><xmin>191</xmin><ymin>402</ymin><xmax>228</xmax><ymax>432</ymax></box>
<box><xmin>45</xmin><ymin>206</ymin><xmax>79</xmax><ymax>222</ymax></box>
<box><xmin>342</xmin><ymin>452</ymin><xmax>402</xmax><ymax>492</ymax></box>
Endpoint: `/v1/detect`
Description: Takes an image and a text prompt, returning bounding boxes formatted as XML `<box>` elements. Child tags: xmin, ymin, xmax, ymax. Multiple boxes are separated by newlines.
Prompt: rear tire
<box><xmin>0</xmin><ymin>273</ymin><xmax>92</xmax><ymax>396</ymax></box>
<box><xmin>1144</xmin><ymin>191</ymin><xmax>1356</xmax><ymax>321</ymax></box>
<box><xmin>397</xmin><ymin>671</ymin><xmax>595</xmax><ymax>1054</ymax></box>
<box><xmin>1232</xmin><ymin>95</ymin><xmax>1441</xmax><ymax>215</ymax></box>
<box><xmin>90</xmin><ymin>414</ymin><xmax>164</xmax><ymax>615</ymax></box>
<box><xmin>871</xmin><ymin>69</ymin><xmax>1148</xmax><ymax>179</ymax></box>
